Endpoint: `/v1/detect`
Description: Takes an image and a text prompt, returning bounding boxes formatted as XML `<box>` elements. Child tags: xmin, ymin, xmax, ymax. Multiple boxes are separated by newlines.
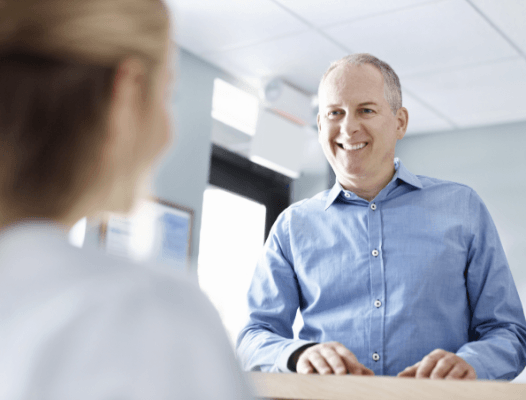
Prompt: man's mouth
<box><xmin>337</xmin><ymin>142</ymin><xmax>367</xmax><ymax>151</ymax></box>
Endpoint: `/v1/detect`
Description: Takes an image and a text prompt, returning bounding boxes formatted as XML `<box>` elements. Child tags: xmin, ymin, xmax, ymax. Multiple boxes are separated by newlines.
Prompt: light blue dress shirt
<box><xmin>236</xmin><ymin>159</ymin><xmax>526</xmax><ymax>379</ymax></box>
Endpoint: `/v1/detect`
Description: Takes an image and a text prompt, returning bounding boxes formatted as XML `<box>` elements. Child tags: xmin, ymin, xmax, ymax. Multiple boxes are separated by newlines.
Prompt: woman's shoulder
<box><xmin>0</xmin><ymin>221</ymin><xmax>212</xmax><ymax>330</ymax></box>
<box><xmin>0</xmin><ymin>223</ymin><xmax>253</xmax><ymax>399</ymax></box>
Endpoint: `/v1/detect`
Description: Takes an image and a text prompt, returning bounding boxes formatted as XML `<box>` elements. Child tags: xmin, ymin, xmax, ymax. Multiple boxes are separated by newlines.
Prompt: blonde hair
<box><xmin>319</xmin><ymin>53</ymin><xmax>402</xmax><ymax>115</ymax></box>
<box><xmin>0</xmin><ymin>0</ymin><xmax>170</xmax><ymax>224</ymax></box>
<box><xmin>0</xmin><ymin>0</ymin><xmax>168</xmax><ymax>66</ymax></box>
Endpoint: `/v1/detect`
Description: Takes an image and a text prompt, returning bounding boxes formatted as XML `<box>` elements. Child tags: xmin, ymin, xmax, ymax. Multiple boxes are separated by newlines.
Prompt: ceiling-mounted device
<box><xmin>260</xmin><ymin>77</ymin><xmax>317</xmax><ymax>126</ymax></box>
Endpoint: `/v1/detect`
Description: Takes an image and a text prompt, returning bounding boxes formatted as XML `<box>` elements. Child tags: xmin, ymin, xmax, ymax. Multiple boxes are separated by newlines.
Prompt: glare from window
<box><xmin>68</xmin><ymin>217</ymin><xmax>87</xmax><ymax>248</ymax></box>
<box><xmin>211</xmin><ymin>78</ymin><xmax>259</xmax><ymax>136</ymax></box>
<box><xmin>198</xmin><ymin>186</ymin><xmax>266</xmax><ymax>347</ymax></box>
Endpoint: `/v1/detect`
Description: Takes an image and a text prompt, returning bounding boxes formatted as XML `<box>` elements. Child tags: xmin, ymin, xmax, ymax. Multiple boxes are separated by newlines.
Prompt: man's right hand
<box><xmin>296</xmin><ymin>342</ymin><xmax>375</xmax><ymax>376</ymax></box>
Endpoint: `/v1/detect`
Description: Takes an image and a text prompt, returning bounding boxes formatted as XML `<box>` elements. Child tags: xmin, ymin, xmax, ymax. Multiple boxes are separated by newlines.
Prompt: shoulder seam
<box><xmin>415</xmin><ymin>175</ymin><xmax>475</xmax><ymax>191</ymax></box>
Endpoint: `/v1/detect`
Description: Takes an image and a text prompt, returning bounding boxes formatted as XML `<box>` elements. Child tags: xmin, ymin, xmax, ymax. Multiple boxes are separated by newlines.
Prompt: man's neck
<box><xmin>339</xmin><ymin>167</ymin><xmax>397</xmax><ymax>202</ymax></box>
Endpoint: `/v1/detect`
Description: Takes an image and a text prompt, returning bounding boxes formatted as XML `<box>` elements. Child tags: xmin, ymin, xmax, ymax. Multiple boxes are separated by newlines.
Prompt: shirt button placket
<box><xmin>368</xmin><ymin>201</ymin><xmax>384</xmax><ymax>375</ymax></box>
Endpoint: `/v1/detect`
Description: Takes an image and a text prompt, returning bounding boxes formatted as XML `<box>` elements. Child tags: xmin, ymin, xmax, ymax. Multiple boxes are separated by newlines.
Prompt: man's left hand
<box><xmin>397</xmin><ymin>349</ymin><xmax>476</xmax><ymax>380</ymax></box>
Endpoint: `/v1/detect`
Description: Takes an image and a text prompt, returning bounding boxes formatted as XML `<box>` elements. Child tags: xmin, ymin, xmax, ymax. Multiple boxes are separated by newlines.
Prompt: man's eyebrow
<box><xmin>358</xmin><ymin>102</ymin><xmax>378</xmax><ymax>107</ymax></box>
<box><xmin>323</xmin><ymin>101</ymin><xmax>379</xmax><ymax>108</ymax></box>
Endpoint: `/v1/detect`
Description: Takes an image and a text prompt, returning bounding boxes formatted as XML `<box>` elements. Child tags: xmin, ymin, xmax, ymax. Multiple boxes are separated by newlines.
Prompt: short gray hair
<box><xmin>319</xmin><ymin>53</ymin><xmax>402</xmax><ymax>115</ymax></box>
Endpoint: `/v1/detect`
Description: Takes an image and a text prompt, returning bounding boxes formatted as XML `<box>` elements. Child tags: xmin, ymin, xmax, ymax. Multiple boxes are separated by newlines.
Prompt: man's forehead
<box><xmin>319</xmin><ymin>63</ymin><xmax>385</xmax><ymax>103</ymax></box>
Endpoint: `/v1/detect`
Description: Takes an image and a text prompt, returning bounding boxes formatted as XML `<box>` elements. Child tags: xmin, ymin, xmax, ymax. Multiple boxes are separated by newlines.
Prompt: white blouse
<box><xmin>0</xmin><ymin>221</ymin><xmax>253</xmax><ymax>399</ymax></box>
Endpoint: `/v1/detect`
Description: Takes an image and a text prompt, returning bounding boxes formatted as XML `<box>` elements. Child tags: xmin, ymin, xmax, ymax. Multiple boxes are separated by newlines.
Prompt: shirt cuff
<box><xmin>277</xmin><ymin>340</ymin><xmax>318</xmax><ymax>373</ymax></box>
<box><xmin>456</xmin><ymin>352</ymin><xmax>489</xmax><ymax>380</ymax></box>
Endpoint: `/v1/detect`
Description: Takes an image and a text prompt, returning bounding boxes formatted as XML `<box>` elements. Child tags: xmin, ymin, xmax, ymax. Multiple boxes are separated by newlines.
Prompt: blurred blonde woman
<box><xmin>0</xmin><ymin>0</ymin><xmax>252</xmax><ymax>398</ymax></box>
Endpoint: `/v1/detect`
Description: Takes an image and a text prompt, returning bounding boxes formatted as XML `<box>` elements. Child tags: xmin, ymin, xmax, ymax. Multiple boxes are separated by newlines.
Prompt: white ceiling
<box><xmin>167</xmin><ymin>0</ymin><xmax>526</xmax><ymax>135</ymax></box>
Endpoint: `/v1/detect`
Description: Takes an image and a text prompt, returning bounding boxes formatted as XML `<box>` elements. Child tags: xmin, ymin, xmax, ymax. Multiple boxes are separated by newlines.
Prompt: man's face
<box><xmin>317</xmin><ymin>64</ymin><xmax>407</xmax><ymax>190</ymax></box>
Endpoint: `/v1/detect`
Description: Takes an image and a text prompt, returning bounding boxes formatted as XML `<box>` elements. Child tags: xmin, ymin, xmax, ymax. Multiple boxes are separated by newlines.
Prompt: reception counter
<box><xmin>249</xmin><ymin>372</ymin><xmax>526</xmax><ymax>400</ymax></box>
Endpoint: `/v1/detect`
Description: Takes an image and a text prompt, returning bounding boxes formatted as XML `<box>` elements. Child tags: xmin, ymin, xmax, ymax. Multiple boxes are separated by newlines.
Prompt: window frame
<box><xmin>208</xmin><ymin>144</ymin><xmax>292</xmax><ymax>241</ymax></box>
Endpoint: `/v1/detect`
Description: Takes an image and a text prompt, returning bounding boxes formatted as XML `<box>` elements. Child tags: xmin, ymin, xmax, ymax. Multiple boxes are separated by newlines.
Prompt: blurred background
<box><xmin>78</xmin><ymin>0</ymin><xmax>526</xmax><ymax>378</ymax></box>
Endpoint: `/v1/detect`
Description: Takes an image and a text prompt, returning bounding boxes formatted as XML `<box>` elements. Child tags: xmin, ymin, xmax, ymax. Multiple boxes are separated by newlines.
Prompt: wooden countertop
<box><xmin>249</xmin><ymin>372</ymin><xmax>526</xmax><ymax>400</ymax></box>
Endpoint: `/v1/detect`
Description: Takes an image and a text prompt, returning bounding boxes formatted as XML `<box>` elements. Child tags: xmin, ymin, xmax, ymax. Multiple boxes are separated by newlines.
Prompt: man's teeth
<box><xmin>341</xmin><ymin>143</ymin><xmax>367</xmax><ymax>150</ymax></box>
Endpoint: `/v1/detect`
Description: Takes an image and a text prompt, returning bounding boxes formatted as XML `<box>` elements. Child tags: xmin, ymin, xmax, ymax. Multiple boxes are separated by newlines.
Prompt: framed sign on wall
<box><xmin>100</xmin><ymin>197</ymin><xmax>193</xmax><ymax>271</ymax></box>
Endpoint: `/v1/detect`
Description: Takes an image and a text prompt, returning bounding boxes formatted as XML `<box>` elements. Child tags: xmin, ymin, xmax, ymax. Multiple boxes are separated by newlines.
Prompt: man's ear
<box><xmin>395</xmin><ymin>107</ymin><xmax>409</xmax><ymax>140</ymax></box>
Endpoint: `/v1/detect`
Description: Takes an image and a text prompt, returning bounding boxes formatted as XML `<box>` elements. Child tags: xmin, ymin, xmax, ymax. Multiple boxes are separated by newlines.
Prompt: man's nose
<box><xmin>340</xmin><ymin>114</ymin><xmax>360</xmax><ymax>137</ymax></box>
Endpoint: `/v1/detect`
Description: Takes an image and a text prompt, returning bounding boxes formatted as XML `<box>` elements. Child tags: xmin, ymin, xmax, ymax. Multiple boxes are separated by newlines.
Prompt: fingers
<box><xmin>297</xmin><ymin>346</ymin><xmax>333</xmax><ymax>375</ymax></box>
<box><xmin>464</xmin><ymin>367</ymin><xmax>477</xmax><ymax>380</ymax></box>
<box><xmin>444</xmin><ymin>361</ymin><xmax>477</xmax><ymax>380</ymax></box>
<box><xmin>397</xmin><ymin>362</ymin><xmax>419</xmax><ymax>378</ymax></box>
<box><xmin>320</xmin><ymin>345</ymin><xmax>349</xmax><ymax>375</ymax></box>
<box><xmin>311</xmin><ymin>351</ymin><xmax>336</xmax><ymax>375</ymax></box>
<box><xmin>416</xmin><ymin>349</ymin><xmax>446</xmax><ymax>378</ymax></box>
<box><xmin>298</xmin><ymin>345</ymin><xmax>477</xmax><ymax>380</ymax></box>
<box><xmin>444</xmin><ymin>363</ymin><xmax>468</xmax><ymax>380</ymax></box>
<box><xmin>359</xmin><ymin>366</ymin><xmax>375</xmax><ymax>376</ymax></box>
<box><xmin>398</xmin><ymin>349</ymin><xmax>477</xmax><ymax>380</ymax></box>
<box><xmin>296</xmin><ymin>354</ymin><xmax>316</xmax><ymax>374</ymax></box>
<box><xmin>333</xmin><ymin>344</ymin><xmax>373</xmax><ymax>375</ymax></box>
<box><xmin>429</xmin><ymin>352</ymin><xmax>458</xmax><ymax>379</ymax></box>
<box><xmin>296</xmin><ymin>342</ymin><xmax>374</xmax><ymax>376</ymax></box>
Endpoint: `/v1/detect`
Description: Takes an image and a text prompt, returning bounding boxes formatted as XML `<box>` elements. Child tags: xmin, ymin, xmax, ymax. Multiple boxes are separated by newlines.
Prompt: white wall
<box><xmin>291</xmin><ymin>129</ymin><xmax>330</xmax><ymax>203</ymax></box>
<box><xmin>152</xmin><ymin>49</ymin><xmax>217</xmax><ymax>273</ymax></box>
<box><xmin>84</xmin><ymin>49</ymin><xmax>243</xmax><ymax>273</ymax></box>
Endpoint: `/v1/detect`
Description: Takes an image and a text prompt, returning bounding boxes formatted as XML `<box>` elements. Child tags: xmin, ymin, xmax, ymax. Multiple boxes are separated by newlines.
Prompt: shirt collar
<box><xmin>395</xmin><ymin>158</ymin><xmax>423</xmax><ymax>191</ymax></box>
<box><xmin>325</xmin><ymin>181</ymin><xmax>344</xmax><ymax>210</ymax></box>
<box><xmin>0</xmin><ymin>219</ymin><xmax>70</xmax><ymax>244</ymax></box>
<box><xmin>324</xmin><ymin>158</ymin><xmax>423</xmax><ymax>210</ymax></box>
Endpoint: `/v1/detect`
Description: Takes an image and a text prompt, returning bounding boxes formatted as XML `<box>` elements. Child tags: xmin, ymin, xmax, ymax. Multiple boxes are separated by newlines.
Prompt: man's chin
<box><xmin>337</xmin><ymin>165</ymin><xmax>367</xmax><ymax>180</ymax></box>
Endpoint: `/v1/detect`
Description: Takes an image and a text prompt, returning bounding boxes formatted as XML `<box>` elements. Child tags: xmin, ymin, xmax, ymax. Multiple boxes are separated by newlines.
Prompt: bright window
<box><xmin>211</xmin><ymin>78</ymin><xmax>259</xmax><ymax>136</ymax></box>
<box><xmin>198</xmin><ymin>185</ymin><xmax>266</xmax><ymax>347</ymax></box>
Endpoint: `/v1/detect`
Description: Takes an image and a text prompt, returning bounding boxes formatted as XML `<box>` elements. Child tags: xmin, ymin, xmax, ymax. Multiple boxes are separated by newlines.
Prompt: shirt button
<box><xmin>373</xmin><ymin>353</ymin><xmax>380</xmax><ymax>361</ymax></box>
<box><xmin>374</xmin><ymin>300</ymin><xmax>382</xmax><ymax>308</ymax></box>
<box><xmin>370</xmin><ymin>203</ymin><xmax>377</xmax><ymax>210</ymax></box>
<box><xmin>372</xmin><ymin>249</ymin><xmax>379</xmax><ymax>257</ymax></box>
<box><xmin>344</xmin><ymin>193</ymin><xmax>351</xmax><ymax>198</ymax></box>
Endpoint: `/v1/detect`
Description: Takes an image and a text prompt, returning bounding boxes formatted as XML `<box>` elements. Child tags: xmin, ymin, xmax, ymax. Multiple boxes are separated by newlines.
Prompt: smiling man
<box><xmin>236</xmin><ymin>53</ymin><xmax>526</xmax><ymax>380</ymax></box>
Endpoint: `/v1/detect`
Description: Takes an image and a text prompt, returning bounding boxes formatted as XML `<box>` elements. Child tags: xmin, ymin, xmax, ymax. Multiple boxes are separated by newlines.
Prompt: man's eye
<box><xmin>361</xmin><ymin>108</ymin><xmax>374</xmax><ymax>114</ymax></box>
<box><xmin>329</xmin><ymin>111</ymin><xmax>343</xmax><ymax>116</ymax></box>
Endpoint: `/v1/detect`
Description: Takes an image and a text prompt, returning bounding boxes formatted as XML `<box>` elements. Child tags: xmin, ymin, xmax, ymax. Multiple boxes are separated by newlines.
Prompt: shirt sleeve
<box><xmin>455</xmin><ymin>189</ymin><xmax>526</xmax><ymax>380</ymax></box>
<box><xmin>236</xmin><ymin>210</ymin><xmax>316</xmax><ymax>372</ymax></box>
